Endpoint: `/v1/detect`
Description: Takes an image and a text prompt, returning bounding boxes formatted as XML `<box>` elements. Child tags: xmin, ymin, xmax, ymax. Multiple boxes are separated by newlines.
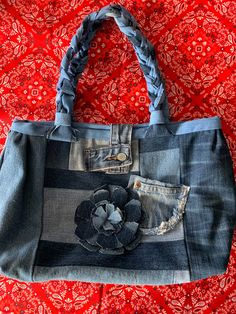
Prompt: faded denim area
<box><xmin>0</xmin><ymin>131</ymin><xmax>46</xmax><ymax>282</ymax></box>
<box><xmin>141</xmin><ymin>127</ymin><xmax>236</xmax><ymax>281</ymax></box>
<box><xmin>127</xmin><ymin>174</ymin><xmax>190</xmax><ymax>235</ymax></box>
<box><xmin>34</xmin><ymin>124</ymin><xmax>191</xmax><ymax>285</ymax></box>
<box><xmin>179</xmin><ymin>129</ymin><xmax>236</xmax><ymax>280</ymax></box>
<box><xmin>38</xmin><ymin>124</ymin><xmax>235</xmax><ymax>285</ymax></box>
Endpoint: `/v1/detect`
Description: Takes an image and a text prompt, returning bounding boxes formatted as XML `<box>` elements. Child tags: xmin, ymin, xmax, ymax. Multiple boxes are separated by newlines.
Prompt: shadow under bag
<box><xmin>0</xmin><ymin>3</ymin><xmax>236</xmax><ymax>285</ymax></box>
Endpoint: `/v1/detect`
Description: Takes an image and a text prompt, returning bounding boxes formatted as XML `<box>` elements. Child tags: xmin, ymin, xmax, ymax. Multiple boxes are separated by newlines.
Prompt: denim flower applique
<box><xmin>74</xmin><ymin>184</ymin><xmax>144</xmax><ymax>255</ymax></box>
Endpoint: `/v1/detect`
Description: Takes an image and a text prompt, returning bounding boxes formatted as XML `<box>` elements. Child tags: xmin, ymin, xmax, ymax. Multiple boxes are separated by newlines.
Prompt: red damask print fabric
<box><xmin>0</xmin><ymin>0</ymin><xmax>236</xmax><ymax>313</ymax></box>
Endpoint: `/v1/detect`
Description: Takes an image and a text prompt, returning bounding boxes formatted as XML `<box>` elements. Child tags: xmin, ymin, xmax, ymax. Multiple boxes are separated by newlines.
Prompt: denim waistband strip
<box><xmin>10</xmin><ymin>116</ymin><xmax>221</xmax><ymax>140</ymax></box>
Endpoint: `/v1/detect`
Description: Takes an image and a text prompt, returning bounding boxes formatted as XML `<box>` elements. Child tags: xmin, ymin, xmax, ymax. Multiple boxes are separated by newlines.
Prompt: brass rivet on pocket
<box><xmin>117</xmin><ymin>152</ymin><xmax>127</xmax><ymax>161</ymax></box>
<box><xmin>134</xmin><ymin>180</ymin><xmax>141</xmax><ymax>189</ymax></box>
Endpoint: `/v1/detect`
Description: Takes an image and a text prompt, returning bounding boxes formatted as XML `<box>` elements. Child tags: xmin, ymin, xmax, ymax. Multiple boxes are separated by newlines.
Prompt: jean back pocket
<box><xmin>128</xmin><ymin>175</ymin><xmax>190</xmax><ymax>236</ymax></box>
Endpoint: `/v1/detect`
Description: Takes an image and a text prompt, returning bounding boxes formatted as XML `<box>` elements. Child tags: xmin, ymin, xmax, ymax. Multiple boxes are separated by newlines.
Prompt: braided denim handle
<box><xmin>55</xmin><ymin>3</ymin><xmax>169</xmax><ymax>126</ymax></box>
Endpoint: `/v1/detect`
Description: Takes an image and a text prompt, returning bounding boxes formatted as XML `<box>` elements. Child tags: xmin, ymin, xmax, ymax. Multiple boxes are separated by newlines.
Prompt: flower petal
<box><xmin>108</xmin><ymin>208</ymin><xmax>123</xmax><ymax>224</ymax></box>
<box><xmin>125</xmin><ymin>221</ymin><xmax>139</xmax><ymax>233</ymax></box>
<box><xmin>93</xmin><ymin>189</ymin><xmax>110</xmax><ymax>203</ymax></box>
<box><xmin>125</xmin><ymin>229</ymin><xmax>142</xmax><ymax>251</ymax></box>
<box><xmin>103</xmin><ymin>220</ymin><xmax>116</xmax><ymax>231</ymax></box>
<box><xmin>93</xmin><ymin>216</ymin><xmax>107</xmax><ymax>231</ymax></box>
<box><xmin>95</xmin><ymin>200</ymin><xmax>109</xmax><ymax>207</ymax></box>
<box><xmin>126</xmin><ymin>187</ymin><xmax>140</xmax><ymax>201</ymax></box>
<box><xmin>77</xmin><ymin>238</ymin><xmax>99</xmax><ymax>252</ymax></box>
<box><xmin>109</xmin><ymin>185</ymin><xmax>128</xmax><ymax>208</ymax></box>
<box><xmin>105</xmin><ymin>203</ymin><xmax>116</xmax><ymax>216</ymax></box>
<box><xmin>74</xmin><ymin>200</ymin><xmax>95</xmax><ymax>223</ymax></box>
<box><xmin>94</xmin><ymin>205</ymin><xmax>107</xmax><ymax>219</ymax></box>
<box><xmin>116</xmin><ymin>221</ymin><xmax>139</xmax><ymax>246</ymax></box>
<box><xmin>124</xmin><ymin>199</ymin><xmax>142</xmax><ymax>222</ymax></box>
<box><xmin>75</xmin><ymin>222</ymin><xmax>97</xmax><ymax>240</ymax></box>
<box><xmin>114</xmin><ymin>236</ymin><xmax>124</xmax><ymax>248</ymax></box>
<box><xmin>96</xmin><ymin>233</ymin><xmax>118</xmax><ymax>249</ymax></box>
<box><xmin>86</xmin><ymin>233</ymin><xmax>99</xmax><ymax>246</ymax></box>
<box><xmin>92</xmin><ymin>205</ymin><xmax>108</xmax><ymax>231</ymax></box>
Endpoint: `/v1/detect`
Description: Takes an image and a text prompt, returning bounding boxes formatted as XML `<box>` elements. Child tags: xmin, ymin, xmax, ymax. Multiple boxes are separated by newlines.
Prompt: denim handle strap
<box><xmin>55</xmin><ymin>3</ymin><xmax>169</xmax><ymax>127</ymax></box>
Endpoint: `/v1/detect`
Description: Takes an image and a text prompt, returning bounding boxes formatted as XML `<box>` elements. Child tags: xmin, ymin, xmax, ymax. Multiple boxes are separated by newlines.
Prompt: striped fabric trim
<box><xmin>34</xmin><ymin>240</ymin><xmax>189</xmax><ymax>270</ymax></box>
<box><xmin>44</xmin><ymin>168</ymin><xmax>139</xmax><ymax>189</ymax></box>
<box><xmin>33</xmin><ymin>265</ymin><xmax>191</xmax><ymax>285</ymax></box>
<box><xmin>10</xmin><ymin>116</ymin><xmax>221</xmax><ymax>139</ymax></box>
<box><xmin>41</xmin><ymin>187</ymin><xmax>185</xmax><ymax>244</ymax></box>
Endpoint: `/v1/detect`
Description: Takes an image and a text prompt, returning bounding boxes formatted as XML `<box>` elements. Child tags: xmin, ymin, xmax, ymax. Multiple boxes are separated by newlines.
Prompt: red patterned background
<box><xmin>0</xmin><ymin>0</ymin><xmax>236</xmax><ymax>313</ymax></box>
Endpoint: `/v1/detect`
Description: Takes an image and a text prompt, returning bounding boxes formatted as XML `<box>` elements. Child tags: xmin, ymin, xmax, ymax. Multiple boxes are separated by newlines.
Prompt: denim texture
<box><xmin>127</xmin><ymin>175</ymin><xmax>190</xmax><ymax>234</ymax></box>
<box><xmin>0</xmin><ymin>120</ymin><xmax>235</xmax><ymax>285</ymax></box>
<box><xmin>40</xmin><ymin>187</ymin><xmax>185</xmax><ymax>244</ymax></box>
<box><xmin>10</xmin><ymin>115</ymin><xmax>222</xmax><ymax>141</ymax></box>
<box><xmin>33</xmin><ymin>266</ymin><xmax>190</xmax><ymax>285</ymax></box>
<box><xmin>0</xmin><ymin>131</ymin><xmax>46</xmax><ymax>281</ymax></box>
<box><xmin>35</xmin><ymin>240</ymin><xmax>189</xmax><ymax>270</ymax></box>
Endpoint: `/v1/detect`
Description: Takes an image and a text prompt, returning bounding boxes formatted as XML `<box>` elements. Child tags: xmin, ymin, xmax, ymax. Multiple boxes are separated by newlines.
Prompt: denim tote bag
<box><xmin>0</xmin><ymin>3</ymin><xmax>236</xmax><ymax>286</ymax></box>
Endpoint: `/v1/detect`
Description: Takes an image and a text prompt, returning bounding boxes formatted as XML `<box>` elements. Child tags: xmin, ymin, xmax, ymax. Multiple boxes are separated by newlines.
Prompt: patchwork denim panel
<box><xmin>179</xmin><ymin>129</ymin><xmax>236</xmax><ymax>280</ymax></box>
<box><xmin>40</xmin><ymin>188</ymin><xmax>186</xmax><ymax>244</ymax></box>
<box><xmin>0</xmin><ymin>131</ymin><xmax>46</xmax><ymax>282</ymax></box>
<box><xmin>139</xmin><ymin>136</ymin><xmax>180</xmax><ymax>184</ymax></box>
<box><xmin>34</xmin><ymin>127</ymin><xmax>192</xmax><ymax>284</ymax></box>
<box><xmin>34</xmin><ymin>143</ymin><xmax>192</xmax><ymax>285</ymax></box>
<box><xmin>1</xmin><ymin>121</ymin><xmax>235</xmax><ymax>285</ymax></box>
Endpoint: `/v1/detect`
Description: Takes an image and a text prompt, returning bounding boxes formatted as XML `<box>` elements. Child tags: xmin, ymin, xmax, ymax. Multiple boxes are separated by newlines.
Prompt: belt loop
<box><xmin>110</xmin><ymin>124</ymin><xmax>133</xmax><ymax>145</ymax></box>
<box><xmin>110</xmin><ymin>124</ymin><xmax>119</xmax><ymax>145</ymax></box>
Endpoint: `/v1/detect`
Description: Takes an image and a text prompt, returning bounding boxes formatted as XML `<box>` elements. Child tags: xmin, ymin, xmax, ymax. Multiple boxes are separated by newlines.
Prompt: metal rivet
<box><xmin>134</xmin><ymin>180</ymin><xmax>141</xmax><ymax>189</ymax></box>
<box><xmin>116</xmin><ymin>152</ymin><xmax>127</xmax><ymax>161</ymax></box>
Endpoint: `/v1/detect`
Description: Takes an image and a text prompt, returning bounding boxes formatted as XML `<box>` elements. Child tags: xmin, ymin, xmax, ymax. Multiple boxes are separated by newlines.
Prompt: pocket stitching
<box><xmin>139</xmin><ymin>185</ymin><xmax>190</xmax><ymax>236</ymax></box>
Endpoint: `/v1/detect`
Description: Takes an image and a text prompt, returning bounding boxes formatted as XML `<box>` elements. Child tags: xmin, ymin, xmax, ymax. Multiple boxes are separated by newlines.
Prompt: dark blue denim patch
<box><xmin>45</xmin><ymin>139</ymin><xmax>70</xmax><ymax>169</ymax></box>
<box><xmin>34</xmin><ymin>240</ymin><xmax>189</xmax><ymax>270</ymax></box>
<box><xmin>44</xmin><ymin>168</ymin><xmax>139</xmax><ymax>190</ymax></box>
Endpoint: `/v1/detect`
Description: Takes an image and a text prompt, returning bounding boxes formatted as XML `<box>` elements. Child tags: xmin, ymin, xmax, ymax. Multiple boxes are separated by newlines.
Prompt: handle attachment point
<box><xmin>55</xmin><ymin>112</ymin><xmax>72</xmax><ymax>126</ymax></box>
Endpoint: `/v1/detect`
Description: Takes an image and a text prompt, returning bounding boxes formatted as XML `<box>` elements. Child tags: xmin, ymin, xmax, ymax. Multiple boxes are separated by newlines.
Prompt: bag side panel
<box><xmin>0</xmin><ymin>130</ymin><xmax>46</xmax><ymax>282</ymax></box>
<box><xmin>180</xmin><ymin>129</ymin><xmax>236</xmax><ymax>281</ymax></box>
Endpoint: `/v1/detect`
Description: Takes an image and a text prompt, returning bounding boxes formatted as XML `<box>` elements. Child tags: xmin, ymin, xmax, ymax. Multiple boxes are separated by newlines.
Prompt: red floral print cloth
<box><xmin>0</xmin><ymin>1</ymin><xmax>236</xmax><ymax>313</ymax></box>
